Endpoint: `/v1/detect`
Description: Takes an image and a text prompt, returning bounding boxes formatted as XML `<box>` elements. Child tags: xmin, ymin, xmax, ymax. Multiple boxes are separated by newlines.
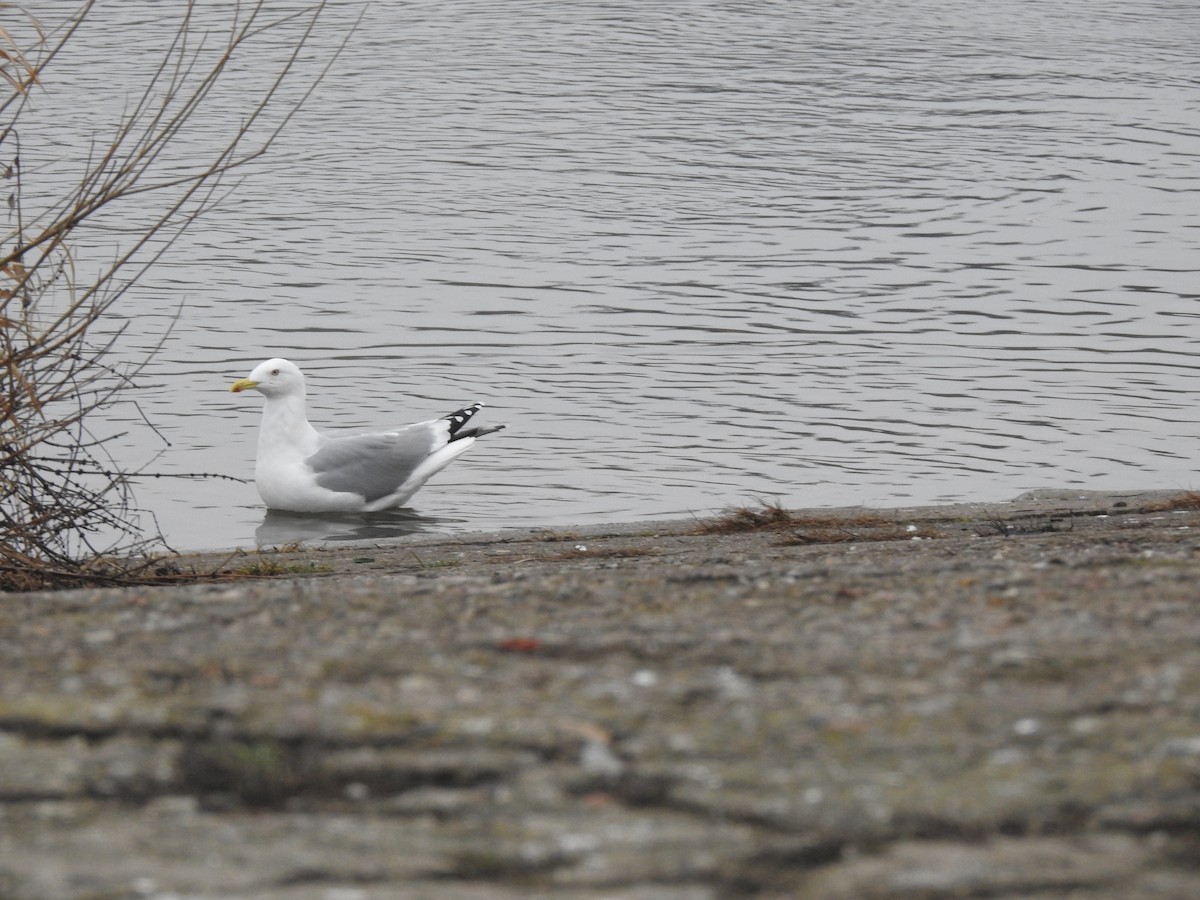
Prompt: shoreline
<box><xmin>3</xmin><ymin>488</ymin><xmax>1200</xmax><ymax>897</ymax></box>
<box><xmin>178</xmin><ymin>486</ymin><xmax>1195</xmax><ymax>578</ymax></box>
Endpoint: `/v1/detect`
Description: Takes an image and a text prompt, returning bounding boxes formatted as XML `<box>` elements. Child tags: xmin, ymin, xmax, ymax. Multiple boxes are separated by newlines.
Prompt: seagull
<box><xmin>230</xmin><ymin>357</ymin><xmax>505</xmax><ymax>513</ymax></box>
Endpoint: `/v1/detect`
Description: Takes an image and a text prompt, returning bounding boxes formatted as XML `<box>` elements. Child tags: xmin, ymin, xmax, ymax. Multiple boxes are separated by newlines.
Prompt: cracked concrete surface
<box><xmin>2</xmin><ymin>490</ymin><xmax>1199</xmax><ymax>898</ymax></box>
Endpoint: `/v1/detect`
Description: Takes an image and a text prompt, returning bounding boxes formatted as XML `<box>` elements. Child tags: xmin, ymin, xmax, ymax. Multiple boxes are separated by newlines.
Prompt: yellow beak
<box><xmin>230</xmin><ymin>378</ymin><xmax>259</xmax><ymax>393</ymax></box>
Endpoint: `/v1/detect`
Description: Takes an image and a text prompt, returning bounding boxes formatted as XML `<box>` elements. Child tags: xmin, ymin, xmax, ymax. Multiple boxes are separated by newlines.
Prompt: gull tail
<box><xmin>445</xmin><ymin>403</ymin><xmax>507</xmax><ymax>442</ymax></box>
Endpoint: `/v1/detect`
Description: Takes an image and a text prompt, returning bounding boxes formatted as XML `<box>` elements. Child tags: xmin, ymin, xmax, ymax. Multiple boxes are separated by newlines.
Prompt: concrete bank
<box><xmin>1</xmin><ymin>490</ymin><xmax>1199</xmax><ymax>898</ymax></box>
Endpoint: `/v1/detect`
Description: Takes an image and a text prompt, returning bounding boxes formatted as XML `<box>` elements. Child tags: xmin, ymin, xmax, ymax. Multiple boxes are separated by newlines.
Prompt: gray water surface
<box><xmin>30</xmin><ymin>0</ymin><xmax>1200</xmax><ymax>549</ymax></box>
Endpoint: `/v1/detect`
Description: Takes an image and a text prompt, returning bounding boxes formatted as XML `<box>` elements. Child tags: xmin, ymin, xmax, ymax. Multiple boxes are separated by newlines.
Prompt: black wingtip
<box><xmin>445</xmin><ymin>402</ymin><xmax>500</xmax><ymax>440</ymax></box>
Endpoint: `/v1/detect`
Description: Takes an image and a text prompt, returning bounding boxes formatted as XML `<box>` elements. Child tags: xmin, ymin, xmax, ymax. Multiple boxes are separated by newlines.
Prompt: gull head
<box><xmin>230</xmin><ymin>357</ymin><xmax>305</xmax><ymax>398</ymax></box>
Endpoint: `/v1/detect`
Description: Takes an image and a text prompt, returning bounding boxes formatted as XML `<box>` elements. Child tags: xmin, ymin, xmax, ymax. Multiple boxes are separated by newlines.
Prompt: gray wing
<box><xmin>306</xmin><ymin>423</ymin><xmax>445</xmax><ymax>503</ymax></box>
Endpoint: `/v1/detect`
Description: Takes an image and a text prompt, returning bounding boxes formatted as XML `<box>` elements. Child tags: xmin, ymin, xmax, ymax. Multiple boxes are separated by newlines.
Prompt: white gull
<box><xmin>230</xmin><ymin>357</ymin><xmax>505</xmax><ymax>513</ymax></box>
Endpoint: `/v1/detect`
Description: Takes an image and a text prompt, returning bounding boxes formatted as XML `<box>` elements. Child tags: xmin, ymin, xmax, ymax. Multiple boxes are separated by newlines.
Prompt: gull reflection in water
<box><xmin>254</xmin><ymin>508</ymin><xmax>459</xmax><ymax>548</ymax></box>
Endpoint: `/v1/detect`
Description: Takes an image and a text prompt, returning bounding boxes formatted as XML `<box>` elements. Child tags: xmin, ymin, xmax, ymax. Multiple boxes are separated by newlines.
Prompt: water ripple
<box><xmin>28</xmin><ymin>0</ymin><xmax>1200</xmax><ymax>547</ymax></box>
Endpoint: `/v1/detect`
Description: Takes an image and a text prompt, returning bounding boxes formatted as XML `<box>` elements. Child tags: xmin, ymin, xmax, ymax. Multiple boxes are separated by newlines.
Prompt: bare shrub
<box><xmin>0</xmin><ymin>1</ymin><xmax>350</xmax><ymax>589</ymax></box>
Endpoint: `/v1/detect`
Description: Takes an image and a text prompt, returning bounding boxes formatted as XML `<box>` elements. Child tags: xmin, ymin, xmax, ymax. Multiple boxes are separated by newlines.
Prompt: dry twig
<box><xmin>0</xmin><ymin>2</ymin><xmax>353</xmax><ymax>590</ymax></box>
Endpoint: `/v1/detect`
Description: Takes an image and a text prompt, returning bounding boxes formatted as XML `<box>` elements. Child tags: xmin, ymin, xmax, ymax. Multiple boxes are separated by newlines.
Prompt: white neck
<box><xmin>258</xmin><ymin>389</ymin><xmax>321</xmax><ymax>460</ymax></box>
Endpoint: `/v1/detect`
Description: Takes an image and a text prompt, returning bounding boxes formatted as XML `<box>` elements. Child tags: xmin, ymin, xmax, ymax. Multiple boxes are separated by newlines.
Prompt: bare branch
<box><xmin>0</xmin><ymin>1</ymin><xmax>352</xmax><ymax>589</ymax></box>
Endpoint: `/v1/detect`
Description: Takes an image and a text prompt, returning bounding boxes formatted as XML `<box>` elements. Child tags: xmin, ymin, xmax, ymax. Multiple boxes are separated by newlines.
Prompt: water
<box><xmin>20</xmin><ymin>0</ymin><xmax>1200</xmax><ymax>550</ymax></box>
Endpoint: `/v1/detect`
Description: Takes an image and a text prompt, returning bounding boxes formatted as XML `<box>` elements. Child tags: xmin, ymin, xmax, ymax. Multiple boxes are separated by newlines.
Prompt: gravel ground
<box><xmin>2</xmin><ymin>489</ymin><xmax>1200</xmax><ymax>899</ymax></box>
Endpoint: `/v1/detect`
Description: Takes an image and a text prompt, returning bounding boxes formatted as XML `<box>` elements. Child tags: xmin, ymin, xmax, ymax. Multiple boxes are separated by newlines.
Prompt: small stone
<box><xmin>1013</xmin><ymin>717</ymin><xmax>1041</xmax><ymax>736</ymax></box>
<box><xmin>580</xmin><ymin>740</ymin><xmax>624</xmax><ymax>778</ymax></box>
<box><xmin>631</xmin><ymin>669</ymin><xmax>658</xmax><ymax>687</ymax></box>
<box><xmin>144</xmin><ymin>795</ymin><xmax>199</xmax><ymax>817</ymax></box>
<box><xmin>1158</xmin><ymin>736</ymin><xmax>1200</xmax><ymax>757</ymax></box>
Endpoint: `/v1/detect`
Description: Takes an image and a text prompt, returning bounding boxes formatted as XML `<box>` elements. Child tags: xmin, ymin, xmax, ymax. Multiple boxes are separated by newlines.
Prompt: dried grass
<box><xmin>695</xmin><ymin>500</ymin><xmax>942</xmax><ymax>545</ymax></box>
<box><xmin>694</xmin><ymin>500</ymin><xmax>804</xmax><ymax>534</ymax></box>
<box><xmin>1138</xmin><ymin>492</ymin><xmax>1200</xmax><ymax>513</ymax></box>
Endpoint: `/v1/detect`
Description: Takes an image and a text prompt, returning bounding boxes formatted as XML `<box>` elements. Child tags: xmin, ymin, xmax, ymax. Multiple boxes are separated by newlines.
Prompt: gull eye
<box><xmin>271</xmin><ymin>368</ymin><xmax>280</xmax><ymax>376</ymax></box>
